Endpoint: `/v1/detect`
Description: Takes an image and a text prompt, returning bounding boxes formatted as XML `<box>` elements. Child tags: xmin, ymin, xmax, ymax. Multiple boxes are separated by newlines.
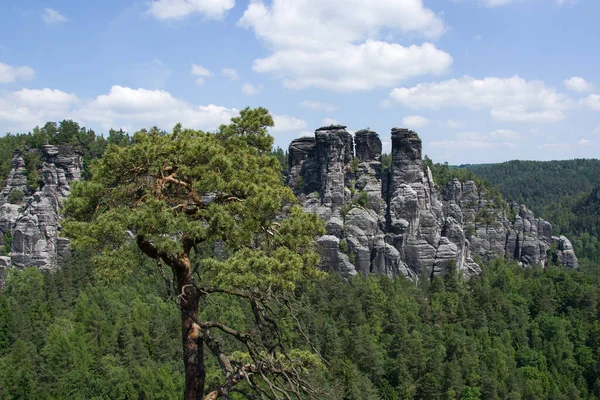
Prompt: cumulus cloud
<box><xmin>402</xmin><ymin>115</ymin><xmax>429</xmax><ymax>128</ymax></box>
<box><xmin>0</xmin><ymin>85</ymin><xmax>310</xmax><ymax>138</ymax></box>
<box><xmin>221</xmin><ymin>67</ymin><xmax>239</xmax><ymax>81</ymax></box>
<box><xmin>241</xmin><ymin>83</ymin><xmax>262</xmax><ymax>96</ymax></box>
<box><xmin>564</xmin><ymin>77</ymin><xmax>594</xmax><ymax>93</ymax></box>
<box><xmin>299</xmin><ymin>100</ymin><xmax>337</xmax><ymax>112</ymax></box>
<box><xmin>0</xmin><ymin>62</ymin><xmax>35</xmax><ymax>84</ymax></box>
<box><xmin>75</xmin><ymin>86</ymin><xmax>238</xmax><ymax>130</ymax></box>
<box><xmin>580</xmin><ymin>94</ymin><xmax>600</xmax><ymax>111</ymax></box>
<box><xmin>253</xmin><ymin>41</ymin><xmax>451</xmax><ymax>91</ymax></box>
<box><xmin>0</xmin><ymin>89</ymin><xmax>78</xmax><ymax>131</ymax></box>
<box><xmin>42</xmin><ymin>8</ymin><xmax>69</xmax><ymax>24</ymax></box>
<box><xmin>0</xmin><ymin>85</ymin><xmax>243</xmax><ymax>133</ymax></box>
<box><xmin>190</xmin><ymin>64</ymin><xmax>211</xmax><ymax>85</ymax></box>
<box><xmin>271</xmin><ymin>115</ymin><xmax>307</xmax><ymax>132</ymax></box>
<box><xmin>145</xmin><ymin>0</ymin><xmax>235</xmax><ymax>20</ymax></box>
<box><xmin>239</xmin><ymin>0</ymin><xmax>450</xmax><ymax>91</ymax></box>
<box><xmin>240</xmin><ymin>0</ymin><xmax>445</xmax><ymax>48</ymax></box>
<box><xmin>389</xmin><ymin>75</ymin><xmax>573</xmax><ymax>123</ymax></box>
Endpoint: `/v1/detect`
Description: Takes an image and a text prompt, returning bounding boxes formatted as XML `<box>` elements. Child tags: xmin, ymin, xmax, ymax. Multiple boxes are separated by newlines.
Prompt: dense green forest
<box><xmin>2</xmin><ymin>119</ymin><xmax>600</xmax><ymax>398</ymax></box>
<box><xmin>2</xmin><ymin>250</ymin><xmax>600</xmax><ymax>398</ymax></box>
<box><xmin>462</xmin><ymin>160</ymin><xmax>600</xmax><ymax>214</ymax></box>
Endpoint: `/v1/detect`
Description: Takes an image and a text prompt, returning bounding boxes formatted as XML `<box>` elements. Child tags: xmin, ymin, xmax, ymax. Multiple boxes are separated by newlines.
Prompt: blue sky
<box><xmin>1</xmin><ymin>0</ymin><xmax>599</xmax><ymax>164</ymax></box>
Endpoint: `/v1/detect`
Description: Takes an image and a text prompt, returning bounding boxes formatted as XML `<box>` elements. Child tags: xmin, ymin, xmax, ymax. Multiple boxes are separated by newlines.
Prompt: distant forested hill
<box><xmin>463</xmin><ymin>159</ymin><xmax>600</xmax><ymax>214</ymax></box>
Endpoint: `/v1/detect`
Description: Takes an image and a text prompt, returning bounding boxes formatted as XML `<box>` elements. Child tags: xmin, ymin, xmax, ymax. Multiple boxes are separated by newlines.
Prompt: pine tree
<box><xmin>63</xmin><ymin>107</ymin><xmax>325</xmax><ymax>399</ymax></box>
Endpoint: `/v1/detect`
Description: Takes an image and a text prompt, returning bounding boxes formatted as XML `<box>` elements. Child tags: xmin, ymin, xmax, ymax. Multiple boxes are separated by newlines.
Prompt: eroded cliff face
<box><xmin>289</xmin><ymin>125</ymin><xmax>578</xmax><ymax>280</ymax></box>
<box><xmin>0</xmin><ymin>145</ymin><xmax>82</xmax><ymax>278</ymax></box>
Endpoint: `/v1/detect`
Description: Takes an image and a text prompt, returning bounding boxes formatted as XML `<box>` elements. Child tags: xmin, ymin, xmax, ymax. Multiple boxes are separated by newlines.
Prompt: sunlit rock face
<box><xmin>0</xmin><ymin>145</ymin><xmax>82</xmax><ymax>273</ymax></box>
<box><xmin>288</xmin><ymin>126</ymin><xmax>577</xmax><ymax>281</ymax></box>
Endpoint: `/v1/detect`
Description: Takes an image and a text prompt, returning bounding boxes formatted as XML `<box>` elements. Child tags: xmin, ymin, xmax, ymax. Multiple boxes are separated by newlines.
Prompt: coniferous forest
<box><xmin>1</xmin><ymin>116</ymin><xmax>600</xmax><ymax>399</ymax></box>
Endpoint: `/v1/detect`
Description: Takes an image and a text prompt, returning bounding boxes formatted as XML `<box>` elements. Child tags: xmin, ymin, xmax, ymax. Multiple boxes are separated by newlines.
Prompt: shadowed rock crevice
<box><xmin>288</xmin><ymin>126</ymin><xmax>578</xmax><ymax>280</ymax></box>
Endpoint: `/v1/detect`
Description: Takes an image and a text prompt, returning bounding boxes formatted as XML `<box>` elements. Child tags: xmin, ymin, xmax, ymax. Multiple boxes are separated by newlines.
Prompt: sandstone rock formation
<box><xmin>0</xmin><ymin>128</ymin><xmax>580</xmax><ymax>285</ymax></box>
<box><xmin>0</xmin><ymin>145</ymin><xmax>82</xmax><ymax>276</ymax></box>
<box><xmin>289</xmin><ymin>125</ymin><xmax>578</xmax><ymax>280</ymax></box>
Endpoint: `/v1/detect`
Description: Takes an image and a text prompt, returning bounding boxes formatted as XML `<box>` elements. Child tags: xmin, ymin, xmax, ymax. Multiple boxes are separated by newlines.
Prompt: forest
<box><xmin>1</xmin><ymin>115</ymin><xmax>600</xmax><ymax>399</ymax></box>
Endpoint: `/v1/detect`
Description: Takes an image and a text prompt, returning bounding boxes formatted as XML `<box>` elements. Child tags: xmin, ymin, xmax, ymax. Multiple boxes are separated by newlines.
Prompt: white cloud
<box><xmin>12</xmin><ymin>88</ymin><xmax>79</xmax><ymax>109</ymax></box>
<box><xmin>298</xmin><ymin>131</ymin><xmax>313</xmax><ymax>138</ymax></box>
<box><xmin>402</xmin><ymin>115</ymin><xmax>429</xmax><ymax>128</ymax></box>
<box><xmin>221</xmin><ymin>67</ymin><xmax>239</xmax><ymax>81</ymax></box>
<box><xmin>0</xmin><ymin>85</ymin><xmax>314</xmax><ymax>137</ymax></box>
<box><xmin>240</xmin><ymin>0</ymin><xmax>445</xmax><ymax>49</ymax></box>
<box><xmin>190</xmin><ymin>64</ymin><xmax>212</xmax><ymax>85</ymax></box>
<box><xmin>389</xmin><ymin>75</ymin><xmax>573</xmax><ymax>123</ymax></box>
<box><xmin>299</xmin><ymin>100</ymin><xmax>337</xmax><ymax>112</ymax></box>
<box><xmin>564</xmin><ymin>77</ymin><xmax>594</xmax><ymax>93</ymax></box>
<box><xmin>272</xmin><ymin>115</ymin><xmax>307</xmax><ymax>132</ymax></box>
<box><xmin>594</xmin><ymin>127</ymin><xmax>600</xmax><ymax>134</ymax></box>
<box><xmin>145</xmin><ymin>0</ymin><xmax>235</xmax><ymax>20</ymax></box>
<box><xmin>75</xmin><ymin>86</ymin><xmax>238</xmax><ymax>131</ymax></box>
<box><xmin>577</xmin><ymin>139</ymin><xmax>591</xmax><ymax>146</ymax></box>
<box><xmin>241</xmin><ymin>83</ymin><xmax>262</xmax><ymax>96</ymax></box>
<box><xmin>253</xmin><ymin>40</ymin><xmax>452</xmax><ymax>92</ymax></box>
<box><xmin>253</xmin><ymin>41</ymin><xmax>451</xmax><ymax>92</ymax></box>
<box><xmin>0</xmin><ymin>62</ymin><xmax>35</xmax><ymax>84</ymax></box>
<box><xmin>0</xmin><ymin>89</ymin><xmax>78</xmax><ymax>131</ymax></box>
<box><xmin>42</xmin><ymin>8</ymin><xmax>69</xmax><ymax>24</ymax></box>
<box><xmin>580</xmin><ymin>94</ymin><xmax>600</xmax><ymax>111</ymax></box>
<box><xmin>239</xmin><ymin>0</ymin><xmax>450</xmax><ymax>92</ymax></box>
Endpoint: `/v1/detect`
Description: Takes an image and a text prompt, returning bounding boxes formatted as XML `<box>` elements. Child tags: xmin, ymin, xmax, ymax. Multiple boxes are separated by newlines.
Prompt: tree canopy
<box><xmin>62</xmin><ymin>107</ymin><xmax>325</xmax><ymax>399</ymax></box>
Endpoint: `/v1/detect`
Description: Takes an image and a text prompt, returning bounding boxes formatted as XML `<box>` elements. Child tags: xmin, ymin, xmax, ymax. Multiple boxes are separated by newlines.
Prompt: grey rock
<box><xmin>371</xmin><ymin>239</ymin><xmax>415</xmax><ymax>280</ymax></box>
<box><xmin>288</xmin><ymin>137</ymin><xmax>320</xmax><ymax>194</ymax></box>
<box><xmin>316</xmin><ymin>235</ymin><xmax>357</xmax><ymax>276</ymax></box>
<box><xmin>552</xmin><ymin>235</ymin><xmax>579</xmax><ymax>268</ymax></box>
<box><xmin>0</xmin><ymin>146</ymin><xmax>83</xmax><ymax>272</ymax></box>
<box><xmin>288</xmin><ymin>126</ymin><xmax>578</xmax><ymax>280</ymax></box>
<box><xmin>315</xmin><ymin>126</ymin><xmax>353</xmax><ymax>208</ymax></box>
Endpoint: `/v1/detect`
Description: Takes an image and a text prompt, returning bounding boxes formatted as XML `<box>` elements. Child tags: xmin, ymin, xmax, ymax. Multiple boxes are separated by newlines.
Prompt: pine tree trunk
<box><xmin>177</xmin><ymin>267</ymin><xmax>205</xmax><ymax>400</ymax></box>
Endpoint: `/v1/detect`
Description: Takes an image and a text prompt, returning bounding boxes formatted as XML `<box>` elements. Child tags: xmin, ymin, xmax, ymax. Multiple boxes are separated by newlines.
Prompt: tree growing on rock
<box><xmin>63</xmin><ymin>107</ymin><xmax>325</xmax><ymax>400</ymax></box>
